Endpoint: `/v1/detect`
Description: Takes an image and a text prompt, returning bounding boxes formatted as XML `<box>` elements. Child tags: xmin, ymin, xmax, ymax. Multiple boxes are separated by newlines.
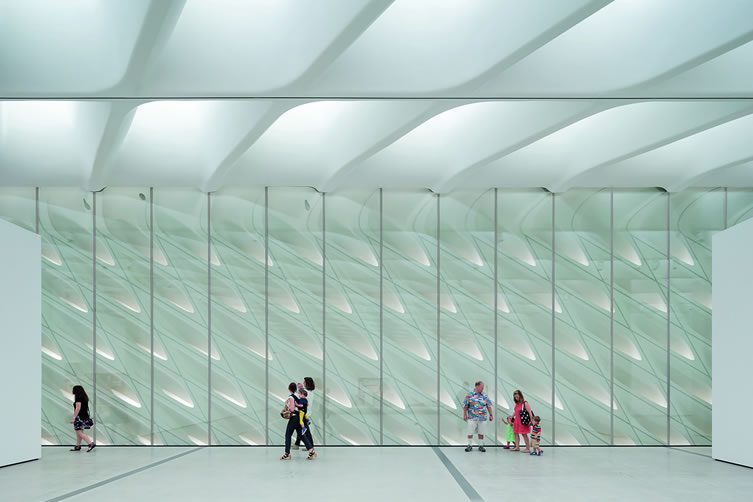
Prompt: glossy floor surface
<box><xmin>0</xmin><ymin>446</ymin><xmax>749</xmax><ymax>501</ymax></box>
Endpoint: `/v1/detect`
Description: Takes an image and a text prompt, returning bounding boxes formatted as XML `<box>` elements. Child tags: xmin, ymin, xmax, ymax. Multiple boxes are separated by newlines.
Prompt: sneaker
<box><xmin>280</xmin><ymin>453</ymin><xmax>292</xmax><ymax>460</ymax></box>
<box><xmin>86</xmin><ymin>442</ymin><xmax>96</xmax><ymax>452</ymax></box>
<box><xmin>478</xmin><ymin>446</ymin><xmax>486</xmax><ymax>453</ymax></box>
<box><xmin>464</xmin><ymin>445</ymin><xmax>472</xmax><ymax>452</ymax></box>
<box><xmin>306</xmin><ymin>451</ymin><xmax>317</xmax><ymax>461</ymax></box>
<box><xmin>530</xmin><ymin>451</ymin><xmax>536</xmax><ymax>456</ymax></box>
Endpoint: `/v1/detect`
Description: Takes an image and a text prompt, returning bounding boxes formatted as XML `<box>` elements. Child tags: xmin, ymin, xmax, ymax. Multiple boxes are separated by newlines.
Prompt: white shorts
<box><xmin>466</xmin><ymin>420</ymin><xmax>487</xmax><ymax>436</ymax></box>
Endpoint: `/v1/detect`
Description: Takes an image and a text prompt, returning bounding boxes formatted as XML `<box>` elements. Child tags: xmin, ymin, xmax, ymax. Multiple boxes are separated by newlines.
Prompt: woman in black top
<box><xmin>70</xmin><ymin>385</ymin><xmax>95</xmax><ymax>452</ymax></box>
<box><xmin>280</xmin><ymin>382</ymin><xmax>315</xmax><ymax>460</ymax></box>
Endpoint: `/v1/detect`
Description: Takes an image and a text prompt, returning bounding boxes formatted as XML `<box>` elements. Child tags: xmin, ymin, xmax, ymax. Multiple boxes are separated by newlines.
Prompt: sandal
<box><xmin>306</xmin><ymin>451</ymin><xmax>317</xmax><ymax>460</ymax></box>
<box><xmin>86</xmin><ymin>442</ymin><xmax>96</xmax><ymax>452</ymax></box>
<box><xmin>280</xmin><ymin>453</ymin><xmax>291</xmax><ymax>460</ymax></box>
<box><xmin>69</xmin><ymin>446</ymin><xmax>81</xmax><ymax>452</ymax></box>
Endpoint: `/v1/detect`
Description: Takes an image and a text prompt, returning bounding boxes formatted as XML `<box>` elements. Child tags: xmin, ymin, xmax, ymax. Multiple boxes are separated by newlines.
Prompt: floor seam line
<box><xmin>44</xmin><ymin>447</ymin><xmax>204</xmax><ymax>502</ymax></box>
<box><xmin>667</xmin><ymin>447</ymin><xmax>712</xmax><ymax>459</ymax></box>
<box><xmin>431</xmin><ymin>447</ymin><xmax>484</xmax><ymax>502</ymax></box>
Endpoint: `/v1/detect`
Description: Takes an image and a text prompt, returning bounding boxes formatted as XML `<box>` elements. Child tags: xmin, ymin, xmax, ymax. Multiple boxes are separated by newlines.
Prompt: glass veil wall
<box><xmin>1</xmin><ymin>187</ymin><xmax>747</xmax><ymax>447</ymax></box>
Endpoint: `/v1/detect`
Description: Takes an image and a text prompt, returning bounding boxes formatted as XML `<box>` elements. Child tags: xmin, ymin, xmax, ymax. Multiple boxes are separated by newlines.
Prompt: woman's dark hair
<box><xmin>72</xmin><ymin>385</ymin><xmax>89</xmax><ymax>402</ymax></box>
<box><xmin>303</xmin><ymin>377</ymin><xmax>315</xmax><ymax>391</ymax></box>
<box><xmin>513</xmin><ymin>389</ymin><xmax>525</xmax><ymax>403</ymax></box>
<box><xmin>288</xmin><ymin>382</ymin><xmax>297</xmax><ymax>393</ymax></box>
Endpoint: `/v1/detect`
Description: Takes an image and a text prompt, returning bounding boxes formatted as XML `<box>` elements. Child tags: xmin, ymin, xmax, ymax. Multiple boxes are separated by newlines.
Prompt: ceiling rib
<box><xmin>321</xmin><ymin>102</ymin><xmax>461</xmax><ymax>192</ymax></box>
<box><xmin>202</xmin><ymin>104</ymin><xmax>298</xmax><ymax>192</ymax></box>
<box><xmin>110</xmin><ymin>1</ymin><xmax>188</xmax><ymax>96</ymax></box>
<box><xmin>284</xmin><ymin>0</ymin><xmax>396</xmax><ymax>94</ymax></box>
<box><xmin>86</xmin><ymin>102</ymin><xmax>142</xmax><ymax>191</ymax></box>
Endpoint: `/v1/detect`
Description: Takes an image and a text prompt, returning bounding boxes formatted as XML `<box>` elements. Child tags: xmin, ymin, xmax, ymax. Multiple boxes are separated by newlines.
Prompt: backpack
<box><xmin>280</xmin><ymin>395</ymin><xmax>296</xmax><ymax>419</ymax></box>
<box><xmin>280</xmin><ymin>406</ymin><xmax>293</xmax><ymax>420</ymax></box>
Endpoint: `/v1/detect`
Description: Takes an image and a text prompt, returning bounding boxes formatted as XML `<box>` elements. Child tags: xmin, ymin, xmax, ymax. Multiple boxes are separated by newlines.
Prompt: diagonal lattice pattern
<box><xmin>2</xmin><ymin>187</ymin><xmax>752</xmax><ymax>446</ymax></box>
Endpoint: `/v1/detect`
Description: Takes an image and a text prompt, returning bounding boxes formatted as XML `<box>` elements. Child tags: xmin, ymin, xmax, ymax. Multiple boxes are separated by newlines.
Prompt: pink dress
<box><xmin>513</xmin><ymin>401</ymin><xmax>532</xmax><ymax>435</ymax></box>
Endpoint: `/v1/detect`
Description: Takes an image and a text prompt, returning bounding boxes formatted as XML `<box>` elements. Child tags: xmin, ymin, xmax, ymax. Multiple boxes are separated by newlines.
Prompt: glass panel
<box><xmin>727</xmin><ymin>189</ymin><xmax>753</xmax><ymax>227</ymax></box>
<box><xmin>669</xmin><ymin>189</ymin><xmax>722</xmax><ymax>445</ymax></box>
<box><xmin>439</xmin><ymin>191</ymin><xmax>494</xmax><ymax>445</ymax></box>
<box><xmin>554</xmin><ymin>190</ymin><xmax>611</xmax><ymax>445</ymax></box>
<box><xmin>153</xmin><ymin>189</ymin><xmax>208</xmax><ymax>445</ymax></box>
<box><xmin>39</xmin><ymin>189</ymin><xmax>94</xmax><ymax>445</ymax></box>
<box><xmin>3</xmin><ymin>185</ymin><xmax>749</xmax><ymax>447</ymax></box>
<box><xmin>0</xmin><ymin>187</ymin><xmax>36</xmax><ymax>232</ymax></box>
<box><xmin>613</xmin><ymin>190</ymin><xmax>668</xmax><ymax>445</ymax></box>
<box><xmin>497</xmin><ymin>190</ymin><xmax>553</xmax><ymax>446</ymax></box>
<box><xmin>267</xmin><ymin>188</ymin><xmax>323</xmax><ymax>445</ymax></box>
<box><xmin>95</xmin><ymin>188</ymin><xmax>152</xmax><ymax>445</ymax></box>
<box><xmin>210</xmin><ymin>188</ymin><xmax>266</xmax><ymax>445</ymax></box>
<box><xmin>324</xmin><ymin>190</ymin><xmax>381</xmax><ymax>445</ymax></box>
<box><xmin>382</xmin><ymin>191</ymin><xmax>438</xmax><ymax>445</ymax></box>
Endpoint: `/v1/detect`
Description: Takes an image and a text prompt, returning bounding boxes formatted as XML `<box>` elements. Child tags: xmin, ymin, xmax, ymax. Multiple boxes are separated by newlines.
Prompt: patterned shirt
<box><xmin>463</xmin><ymin>392</ymin><xmax>492</xmax><ymax>421</ymax></box>
<box><xmin>531</xmin><ymin>423</ymin><xmax>542</xmax><ymax>441</ymax></box>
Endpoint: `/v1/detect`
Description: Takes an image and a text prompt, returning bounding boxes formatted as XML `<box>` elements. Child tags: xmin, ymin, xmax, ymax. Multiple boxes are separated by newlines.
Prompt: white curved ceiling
<box><xmin>1</xmin><ymin>0</ymin><xmax>753</xmax><ymax>190</ymax></box>
<box><xmin>5</xmin><ymin>0</ymin><xmax>753</xmax><ymax>98</ymax></box>
<box><xmin>3</xmin><ymin>99</ymin><xmax>753</xmax><ymax>191</ymax></box>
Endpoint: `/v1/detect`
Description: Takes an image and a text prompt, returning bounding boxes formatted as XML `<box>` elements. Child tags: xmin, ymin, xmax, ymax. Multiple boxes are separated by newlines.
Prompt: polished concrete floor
<box><xmin>0</xmin><ymin>446</ymin><xmax>750</xmax><ymax>501</ymax></box>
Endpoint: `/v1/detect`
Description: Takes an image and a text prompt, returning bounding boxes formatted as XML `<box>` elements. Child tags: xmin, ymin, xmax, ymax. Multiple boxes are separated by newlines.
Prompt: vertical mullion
<box><xmin>92</xmin><ymin>191</ymin><xmax>97</xmax><ymax>443</ymax></box>
<box><xmin>265</xmin><ymin>187</ymin><xmax>269</xmax><ymax>446</ymax></box>
<box><xmin>493</xmin><ymin>188</ymin><xmax>498</xmax><ymax>445</ymax></box>
<box><xmin>322</xmin><ymin>192</ymin><xmax>327</xmax><ymax>445</ymax></box>
<box><xmin>436</xmin><ymin>193</ymin><xmax>441</xmax><ymax>445</ymax></box>
<box><xmin>551</xmin><ymin>192</ymin><xmax>556</xmax><ymax>444</ymax></box>
<box><xmin>207</xmin><ymin>192</ymin><xmax>212</xmax><ymax>445</ymax></box>
<box><xmin>666</xmin><ymin>191</ymin><xmax>671</xmax><ymax>446</ymax></box>
<box><xmin>724</xmin><ymin>187</ymin><xmax>728</xmax><ymax>229</ymax></box>
<box><xmin>610</xmin><ymin>189</ymin><xmax>614</xmax><ymax>445</ymax></box>
<box><xmin>379</xmin><ymin>188</ymin><xmax>384</xmax><ymax>446</ymax></box>
<box><xmin>150</xmin><ymin>187</ymin><xmax>155</xmax><ymax>445</ymax></box>
<box><xmin>35</xmin><ymin>187</ymin><xmax>39</xmax><ymax>234</ymax></box>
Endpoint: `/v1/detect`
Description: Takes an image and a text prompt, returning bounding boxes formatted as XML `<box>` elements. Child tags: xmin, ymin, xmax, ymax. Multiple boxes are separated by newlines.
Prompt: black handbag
<box><xmin>519</xmin><ymin>401</ymin><xmax>533</xmax><ymax>426</ymax></box>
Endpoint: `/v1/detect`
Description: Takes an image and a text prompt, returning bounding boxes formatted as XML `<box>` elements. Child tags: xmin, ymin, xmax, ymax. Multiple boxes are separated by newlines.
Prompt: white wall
<box><xmin>0</xmin><ymin>219</ymin><xmax>41</xmax><ymax>467</ymax></box>
<box><xmin>712</xmin><ymin>216</ymin><xmax>753</xmax><ymax>467</ymax></box>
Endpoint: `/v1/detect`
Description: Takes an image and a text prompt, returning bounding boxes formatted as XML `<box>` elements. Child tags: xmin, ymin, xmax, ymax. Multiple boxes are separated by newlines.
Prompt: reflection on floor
<box><xmin>0</xmin><ymin>446</ymin><xmax>749</xmax><ymax>502</ymax></box>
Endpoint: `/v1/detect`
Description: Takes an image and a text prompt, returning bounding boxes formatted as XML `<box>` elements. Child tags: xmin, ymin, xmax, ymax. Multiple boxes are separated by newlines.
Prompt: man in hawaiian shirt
<box><xmin>463</xmin><ymin>380</ymin><xmax>493</xmax><ymax>452</ymax></box>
